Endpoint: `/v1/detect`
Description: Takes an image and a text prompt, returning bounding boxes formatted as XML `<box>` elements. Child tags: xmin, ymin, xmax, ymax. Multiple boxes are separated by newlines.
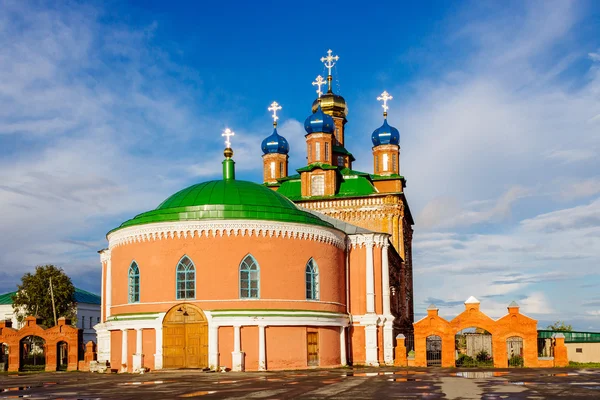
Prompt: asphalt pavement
<box><xmin>2</xmin><ymin>367</ymin><xmax>600</xmax><ymax>399</ymax></box>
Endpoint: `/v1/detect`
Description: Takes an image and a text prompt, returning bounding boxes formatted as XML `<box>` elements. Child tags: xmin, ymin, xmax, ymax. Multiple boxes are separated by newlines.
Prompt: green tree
<box><xmin>546</xmin><ymin>321</ymin><xmax>573</xmax><ymax>331</ymax></box>
<box><xmin>12</xmin><ymin>265</ymin><xmax>76</xmax><ymax>327</ymax></box>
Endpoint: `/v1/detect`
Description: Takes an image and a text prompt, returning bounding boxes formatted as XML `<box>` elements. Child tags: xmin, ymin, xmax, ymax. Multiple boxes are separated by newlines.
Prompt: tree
<box><xmin>12</xmin><ymin>265</ymin><xmax>76</xmax><ymax>327</ymax></box>
<box><xmin>546</xmin><ymin>321</ymin><xmax>573</xmax><ymax>332</ymax></box>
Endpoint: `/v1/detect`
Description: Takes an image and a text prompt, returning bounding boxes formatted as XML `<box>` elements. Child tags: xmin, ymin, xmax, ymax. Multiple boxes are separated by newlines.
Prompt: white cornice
<box><xmin>107</xmin><ymin>220</ymin><xmax>347</xmax><ymax>250</ymax></box>
<box><xmin>99</xmin><ymin>249</ymin><xmax>111</xmax><ymax>263</ymax></box>
<box><xmin>348</xmin><ymin>233</ymin><xmax>390</xmax><ymax>249</ymax></box>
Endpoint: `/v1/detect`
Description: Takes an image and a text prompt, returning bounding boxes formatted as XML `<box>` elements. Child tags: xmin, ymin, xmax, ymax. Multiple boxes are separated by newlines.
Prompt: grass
<box><xmin>568</xmin><ymin>361</ymin><xmax>600</xmax><ymax>368</ymax></box>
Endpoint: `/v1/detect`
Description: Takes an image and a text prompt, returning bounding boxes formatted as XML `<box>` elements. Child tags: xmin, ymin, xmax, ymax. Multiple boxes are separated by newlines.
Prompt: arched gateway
<box><xmin>162</xmin><ymin>304</ymin><xmax>208</xmax><ymax>369</ymax></box>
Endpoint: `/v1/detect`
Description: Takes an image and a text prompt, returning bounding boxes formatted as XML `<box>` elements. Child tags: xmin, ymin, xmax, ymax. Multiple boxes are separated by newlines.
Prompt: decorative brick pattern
<box><xmin>0</xmin><ymin>317</ymin><xmax>81</xmax><ymax>372</ymax></box>
<box><xmin>413</xmin><ymin>299</ymin><xmax>568</xmax><ymax>368</ymax></box>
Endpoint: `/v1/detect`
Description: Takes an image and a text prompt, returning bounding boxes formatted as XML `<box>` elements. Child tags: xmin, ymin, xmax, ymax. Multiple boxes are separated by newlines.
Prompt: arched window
<box><xmin>240</xmin><ymin>255</ymin><xmax>260</xmax><ymax>299</ymax></box>
<box><xmin>176</xmin><ymin>256</ymin><xmax>195</xmax><ymax>300</ymax></box>
<box><xmin>305</xmin><ymin>259</ymin><xmax>319</xmax><ymax>300</ymax></box>
<box><xmin>128</xmin><ymin>262</ymin><xmax>140</xmax><ymax>303</ymax></box>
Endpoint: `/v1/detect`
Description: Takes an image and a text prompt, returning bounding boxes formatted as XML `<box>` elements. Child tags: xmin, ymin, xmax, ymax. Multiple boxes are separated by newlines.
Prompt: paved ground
<box><xmin>2</xmin><ymin>367</ymin><xmax>600</xmax><ymax>399</ymax></box>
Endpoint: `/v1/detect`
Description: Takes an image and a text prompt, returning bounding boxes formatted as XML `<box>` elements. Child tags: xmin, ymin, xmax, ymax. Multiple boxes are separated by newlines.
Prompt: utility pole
<box><xmin>49</xmin><ymin>276</ymin><xmax>57</xmax><ymax>326</ymax></box>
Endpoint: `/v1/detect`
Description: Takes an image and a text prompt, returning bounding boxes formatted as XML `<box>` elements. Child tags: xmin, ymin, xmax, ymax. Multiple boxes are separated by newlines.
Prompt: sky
<box><xmin>0</xmin><ymin>0</ymin><xmax>599</xmax><ymax>330</ymax></box>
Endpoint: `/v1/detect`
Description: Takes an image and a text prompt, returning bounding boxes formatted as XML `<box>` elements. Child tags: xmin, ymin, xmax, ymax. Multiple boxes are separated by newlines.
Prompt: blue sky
<box><xmin>1</xmin><ymin>0</ymin><xmax>599</xmax><ymax>330</ymax></box>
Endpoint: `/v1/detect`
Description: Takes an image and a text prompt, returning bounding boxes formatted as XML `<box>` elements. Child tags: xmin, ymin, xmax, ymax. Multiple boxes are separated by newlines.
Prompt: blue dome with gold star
<box><xmin>261</xmin><ymin>128</ymin><xmax>289</xmax><ymax>154</ymax></box>
<box><xmin>304</xmin><ymin>104</ymin><xmax>335</xmax><ymax>135</ymax></box>
<box><xmin>371</xmin><ymin>119</ymin><xmax>400</xmax><ymax>146</ymax></box>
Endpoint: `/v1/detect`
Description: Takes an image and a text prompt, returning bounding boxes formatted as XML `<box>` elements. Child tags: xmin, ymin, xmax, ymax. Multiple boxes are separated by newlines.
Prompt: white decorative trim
<box><xmin>108</xmin><ymin>220</ymin><xmax>346</xmax><ymax>250</ymax></box>
<box><xmin>348</xmin><ymin>233</ymin><xmax>390</xmax><ymax>249</ymax></box>
<box><xmin>351</xmin><ymin>313</ymin><xmax>394</xmax><ymax>325</ymax></box>
<box><xmin>99</xmin><ymin>248</ymin><xmax>111</xmax><ymax>263</ymax></box>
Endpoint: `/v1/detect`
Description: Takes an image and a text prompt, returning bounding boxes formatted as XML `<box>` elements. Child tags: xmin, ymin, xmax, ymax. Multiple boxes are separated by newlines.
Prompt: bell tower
<box><xmin>261</xmin><ymin>101</ymin><xmax>289</xmax><ymax>185</ymax></box>
<box><xmin>310</xmin><ymin>50</ymin><xmax>354</xmax><ymax>169</ymax></box>
<box><xmin>372</xmin><ymin>91</ymin><xmax>400</xmax><ymax>176</ymax></box>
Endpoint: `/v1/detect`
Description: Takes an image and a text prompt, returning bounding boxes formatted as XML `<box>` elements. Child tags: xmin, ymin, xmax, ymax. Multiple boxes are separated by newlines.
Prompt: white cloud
<box><xmin>417</xmin><ymin>186</ymin><xmax>532</xmax><ymax>229</ymax></box>
<box><xmin>0</xmin><ymin>1</ymin><xmax>223</xmax><ymax>290</ymax></box>
<box><xmin>561</xmin><ymin>178</ymin><xmax>600</xmax><ymax>201</ymax></box>
<box><xmin>520</xmin><ymin>198</ymin><xmax>600</xmax><ymax>232</ymax></box>
<box><xmin>545</xmin><ymin>149</ymin><xmax>596</xmax><ymax>164</ymax></box>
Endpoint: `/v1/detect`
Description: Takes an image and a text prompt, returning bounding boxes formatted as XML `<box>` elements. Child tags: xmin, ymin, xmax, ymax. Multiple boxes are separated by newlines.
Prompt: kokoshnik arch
<box><xmin>95</xmin><ymin>50</ymin><xmax>415</xmax><ymax>372</ymax></box>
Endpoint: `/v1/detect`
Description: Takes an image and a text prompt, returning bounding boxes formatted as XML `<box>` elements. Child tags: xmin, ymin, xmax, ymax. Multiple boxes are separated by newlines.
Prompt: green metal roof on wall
<box><xmin>0</xmin><ymin>288</ymin><xmax>100</xmax><ymax>305</ymax></box>
<box><xmin>0</xmin><ymin>291</ymin><xmax>15</xmax><ymax>305</ymax></box>
<box><xmin>296</xmin><ymin>163</ymin><xmax>338</xmax><ymax>173</ymax></box>
<box><xmin>113</xmin><ymin>179</ymin><xmax>332</xmax><ymax>232</ymax></box>
<box><xmin>74</xmin><ymin>288</ymin><xmax>101</xmax><ymax>305</ymax></box>
<box><xmin>538</xmin><ymin>330</ymin><xmax>600</xmax><ymax>343</ymax></box>
<box><xmin>332</xmin><ymin>145</ymin><xmax>356</xmax><ymax>161</ymax></box>
<box><xmin>277</xmin><ymin>168</ymin><xmax>378</xmax><ymax>201</ymax></box>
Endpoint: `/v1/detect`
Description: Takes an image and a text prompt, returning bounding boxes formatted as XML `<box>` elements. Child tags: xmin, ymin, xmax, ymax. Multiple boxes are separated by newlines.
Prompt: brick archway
<box><xmin>0</xmin><ymin>317</ymin><xmax>81</xmax><ymax>372</ymax></box>
<box><xmin>413</xmin><ymin>299</ymin><xmax>558</xmax><ymax>368</ymax></box>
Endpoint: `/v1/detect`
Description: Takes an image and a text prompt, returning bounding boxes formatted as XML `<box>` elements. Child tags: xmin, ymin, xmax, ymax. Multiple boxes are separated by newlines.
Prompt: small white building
<box><xmin>0</xmin><ymin>288</ymin><xmax>101</xmax><ymax>344</ymax></box>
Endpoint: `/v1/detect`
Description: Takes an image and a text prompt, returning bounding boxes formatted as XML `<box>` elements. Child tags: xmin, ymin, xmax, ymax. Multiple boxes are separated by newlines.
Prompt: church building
<box><xmin>95</xmin><ymin>50</ymin><xmax>414</xmax><ymax>372</ymax></box>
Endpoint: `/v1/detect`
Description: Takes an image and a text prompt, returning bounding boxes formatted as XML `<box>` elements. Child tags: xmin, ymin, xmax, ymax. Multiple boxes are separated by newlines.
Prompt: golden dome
<box><xmin>311</xmin><ymin>91</ymin><xmax>348</xmax><ymax>119</ymax></box>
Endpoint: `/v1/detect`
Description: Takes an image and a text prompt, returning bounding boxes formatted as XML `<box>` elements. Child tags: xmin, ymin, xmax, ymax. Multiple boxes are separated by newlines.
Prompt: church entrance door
<box><xmin>163</xmin><ymin>304</ymin><xmax>208</xmax><ymax>369</ymax></box>
<box><xmin>307</xmin><ymin>331</ymin><xmax>319</xmax><ymax>366</ymax></box>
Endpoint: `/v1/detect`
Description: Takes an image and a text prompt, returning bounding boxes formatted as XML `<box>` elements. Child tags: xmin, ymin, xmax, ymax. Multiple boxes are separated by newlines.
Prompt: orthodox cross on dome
<box><xmin>312</xmin><ymin>75</ymin><xmax>326</xmax><ymax>99</ymax></box>
<box><xmin>377</xmin><ymin>90</ymin><xmax>393</xmax><ymax>118</ymax></box>
<box><xmin>320</xmin><ymin>49</ymin><xmax>339</xmax><ymax>92</ymax></box>
<box><xmin>268</xmin><ymin>101</ymin><xmax>282</xmax><ymax>127</ymax></box>
<box><xmin>222</xmin><ymin>128</ymin><xmax>235</xmax><ymax>148</ymax></box>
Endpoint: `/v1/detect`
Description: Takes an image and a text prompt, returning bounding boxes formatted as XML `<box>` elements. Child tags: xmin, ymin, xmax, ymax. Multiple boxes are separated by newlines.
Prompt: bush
<box><xmin>476</xmin><ymin>350</ymin><xmax>491</xmax><ymax>362</ymax></box>
<box><xmin>509</xmin><ymin>355</ymin><xmax>524</xmax><ymax>367</ymax></box>
<box><xmin>456</xmin><ymin>354</ymin><xmax>475</xmax><ymax>367</ymax></box>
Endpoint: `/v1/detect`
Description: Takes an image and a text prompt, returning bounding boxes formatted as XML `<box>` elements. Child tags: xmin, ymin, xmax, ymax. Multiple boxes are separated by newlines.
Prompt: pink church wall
<box><xmin>319</xmin><ymin>327</ymin><xmax>341</xmax><ymax>367</ymax></box>
<box><xmin>373</xmin><ymin>249</ymin><xmax>383</xmax><ymax>315</ymax></box>
<box><xmin>348</xmin><ymin>247</ymin><xmax>366</xmax><ymax>316</ymax></box>
<box><xmin>218</xmin><ymin>326</ymin><xmax>234</xmax><ymax>370</ymax></box>
<box><xmin>127</xmin><ymin>329</ymin><xmax>136</xmax><ymax>372</ymax></box>
<box><xmin>241</xmin><ymin>326</ymin><xmax>259</xmax><ymax>371</ymax></box>
<box><xmin>101</xmin><ymin>261</ymin><xmax>107</xmax><ymax>322</ymax></box>
<box><xmin>349</xmin><ymin>325</ymin><xmax>365</xmax><ymax>364</ymax></box>
<box><xmin>110</xmin><ymin>330</ymin><xmax>121</xmax><ymax>371</ymax></box>
<box><xmin>109</xmin><ymin>235</ymin><xmax>345</xmax><ymax>316</ymax></box>
<box><xmin>266</xmin><ymin>327</ymin><xmax>307</xmax><ymax>369</ymax></box>
<box><xmin>142</xmin><ymin>329</ymin><xmax>155</xmax><ymax>370</ymax></box>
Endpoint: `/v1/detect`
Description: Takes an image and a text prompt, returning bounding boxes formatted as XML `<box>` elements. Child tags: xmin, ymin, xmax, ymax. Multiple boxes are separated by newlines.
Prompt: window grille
<box><xmin>128</xmin><ymin>262</ymin><xmax>140</xmax><ymax>303</ymax></box>
<box><xmin>240</xmin><ymin>255</ymin><xmax>260</xmax><ymax>299</ymax></box>
<box><xmin>305</xmin><ymin>259</ymin><xmax>319</xmax><ymax>300</ymax></box>
<box><xmin>176</xmin><ymin>256</ymin><xmax>195</xmax><ymax>299</ymax></box>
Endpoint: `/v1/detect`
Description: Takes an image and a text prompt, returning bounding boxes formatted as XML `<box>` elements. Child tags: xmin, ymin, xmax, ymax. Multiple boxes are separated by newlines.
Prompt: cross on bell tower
<box><xmin>377</xmin><ymin>90</ymin><xmax>393</xmax><ymax>118</ymax></box>
<box><xmin>268</xmin><ymin>101</ymin><xmax>282</xmax><ymax>128</ymax></box>
<box><xmin>312</xmin><ymin>75</ymin><xmax>326</xmax><ymax>99</ymax></box>
<box><xmin>320</xmin><ymin>49</ymin><xmax>339</xmax><ymax>92</ymax></box>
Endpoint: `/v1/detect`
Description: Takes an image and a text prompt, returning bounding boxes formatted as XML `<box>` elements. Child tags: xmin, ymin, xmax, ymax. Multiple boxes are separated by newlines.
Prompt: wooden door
<box><xmin>163</xmin><ymin>305</ymin><xmax>208</xmax><ymax>369</ymax></box>
<box><xmin>307</xmin><ymin>332</ymin><xmax>319</xmax><ymax>366</ymax></box>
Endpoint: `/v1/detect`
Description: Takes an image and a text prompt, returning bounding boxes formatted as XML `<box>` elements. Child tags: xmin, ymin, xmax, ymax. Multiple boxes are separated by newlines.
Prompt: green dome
<box><xmin>114</xmin><ymin>179</ymin><xmax>331</xmax><ymax>231</ymax></box>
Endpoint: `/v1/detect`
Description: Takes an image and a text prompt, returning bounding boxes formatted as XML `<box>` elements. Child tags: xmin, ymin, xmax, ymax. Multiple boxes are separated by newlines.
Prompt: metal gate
<box><xmin>57</xmin><ymin>342</ymin><xmax>68</xmax><ymax>371</ymax></box>
<box><xmin>20</xmin><ymin>336</ymin><xmax>46</xmax><ymax>371</ymax></box>
<box><xmin>405</xmin><ymin>333</ymin><xmax>415</xmax><ymax>356</ymax></box>
<box><xmin>0</xmin><ymin>343</ymin><xmax>8</xmax><ymax>371</ymax></box>
<box><xmin>426</xmin><ymin>335</ymin><xmax>442</xmax><ymax>367</ymax></box>
<box><xmin>507</xmin><ymin>336</ymin><xmax>524</xmax><ymax>367</ymax></box>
